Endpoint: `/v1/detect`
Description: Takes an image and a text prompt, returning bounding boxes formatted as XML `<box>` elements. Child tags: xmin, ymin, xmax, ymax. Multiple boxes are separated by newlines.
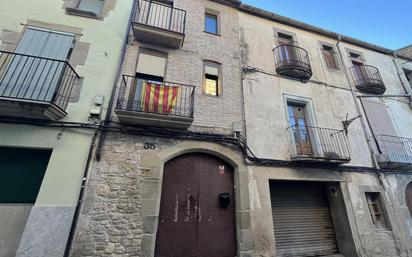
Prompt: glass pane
<box><xmin>205</xmin><ymin>14</ymin><xmax>218</xmax><ymax>34</ymax></box>
<box><xmin>78</xmin><ymin>0</ymin><xmax>104</xmax><ymax>14</ymax></box>
<box><xmin>205</xmin><ymin>78</ymin><xmax>218</xmax><ymax>96</ymax></box>
<box><xmin>289</xmin><ymin>117</ymin><xmax>296</xmax><ymax>127</ymax></box>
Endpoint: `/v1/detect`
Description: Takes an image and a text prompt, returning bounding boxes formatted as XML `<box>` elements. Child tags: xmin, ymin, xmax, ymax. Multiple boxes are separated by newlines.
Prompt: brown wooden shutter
<box><xmin>270</xmin><ymin>181</ymin><xmax>338</xmax><ymax>257</ymax></box>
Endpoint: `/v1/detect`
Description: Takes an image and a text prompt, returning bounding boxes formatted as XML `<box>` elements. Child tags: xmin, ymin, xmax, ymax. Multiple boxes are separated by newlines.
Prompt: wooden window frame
<box><xmin>320</xmin><ymin>43</ymin><xmax>340</xmax><ymax>70</ymax></box>
<box><xmin>365</xmin><ymin>192</ymin><xmax>390</xmax><ymax>230</ymax></box>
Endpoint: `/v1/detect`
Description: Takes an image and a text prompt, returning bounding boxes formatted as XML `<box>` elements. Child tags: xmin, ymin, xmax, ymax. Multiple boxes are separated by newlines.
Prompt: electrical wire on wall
<box><xmin>1</xmin><ymin>115</ymin><xmax>409</xmax><ymax>174</ymax></box>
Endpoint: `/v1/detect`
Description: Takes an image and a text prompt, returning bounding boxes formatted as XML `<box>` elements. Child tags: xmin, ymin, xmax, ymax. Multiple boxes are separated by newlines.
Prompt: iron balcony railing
<box><xmin>274</xmin><ymin>45</ymin><xmax>313</xmax><ymax>80</ymax></box>
<box><xmin>0</xmin><ymin>50</ymin><xmax>79</xmax><ymax>111</ymax></box>
<box><xmin>350</xmin><ymin>64</ymin><xmax>386</xmax><ymax>94</ymax></box>
<box><xmin>288</xmin><ymin>125</ymin><xmax>351</xmax><ymax>161</ymax></box>
<box><xmin>116</xmin><ymin>75</ymin><xmax>195</xmax><ymax>118</ymax></box>
<box><xmin>376</xmin><ymin>134</ymin><xmax>412</xmax><ymax>164</ymax></box>
<box><xmin>134</xmin><ymin>0</ymin><xmax>186</xmax><ymax>34</ymax></box>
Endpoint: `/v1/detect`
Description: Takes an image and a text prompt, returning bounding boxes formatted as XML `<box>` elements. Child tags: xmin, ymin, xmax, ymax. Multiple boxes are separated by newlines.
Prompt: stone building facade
<box><xmin>69</xmin><ymin>1</ymin><xmax>412</xmax><ymax>257</ymax></box>
<box><xmin>70</xmin><ymin>1</ymin><xmax>253</xmax><ymax>257</ymax></box>
<box><xmin>0</xmin><ymin>1</ymin><xmax>133</xmax><ymax>257</ymax></box>
<box><xmin>238</xmin><ymin>4</ymin><xmax>412</xmax><ymax>257</ymax></box>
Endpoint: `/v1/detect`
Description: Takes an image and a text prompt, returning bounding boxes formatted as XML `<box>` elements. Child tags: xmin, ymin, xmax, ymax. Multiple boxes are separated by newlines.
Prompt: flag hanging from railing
<box><xmin>141</xmin><ymin>81</ymin><xmax>179</xmax><ymax>114</ymax></box>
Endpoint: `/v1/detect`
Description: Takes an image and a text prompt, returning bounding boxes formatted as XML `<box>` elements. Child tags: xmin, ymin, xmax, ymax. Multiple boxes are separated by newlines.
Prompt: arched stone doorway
<box><xmin>155</xmin><ymin>153</ymin><xmax>237</xmax><ymax>257</ymax></box>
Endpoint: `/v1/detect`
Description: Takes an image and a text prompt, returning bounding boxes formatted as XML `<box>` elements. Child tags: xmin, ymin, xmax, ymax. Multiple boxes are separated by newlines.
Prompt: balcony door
<box><xmin>0</xmin><ymin>27</ymin><xmax>74</xmax><ymax>102</ymax></box>
<box><xmin>277</xmin><ymin>33</ymin><xmax>296</xmax><ymax>64</ymax></box>
<box><xmin>351</xmin><ymin>60</ymin><xmax>369</xmax><ymax>84</ymax></box>
<box><xmin>288</xmin><ymin>104</ymin><xmax>313</xmax><ymax>156</ymax></box>
<box><xmin>130</xmin><ymin>49</ymin><xmax>168</xmax><ymax>113</ymax></box>
<box><xmin>139</xmin><ymin>0</ymin><xmax>173</xmax><ymax>31</ymax></box>
<box><xmin>362</xmin><ymin>99</ymin><xmax>408</xmax><ymax>162</ymax></box>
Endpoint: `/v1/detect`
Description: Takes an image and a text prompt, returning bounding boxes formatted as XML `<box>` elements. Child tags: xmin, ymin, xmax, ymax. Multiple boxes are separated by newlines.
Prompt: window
<box><xmin>78</xmin><ymin>0</ymin><xmax>105</xmax><ymax>15</ymax></box>
<box><xmin>132</xmin><ymin>50</ymin><xmax>168</xmax><ymax>112</ymax></box>
<box><xmin>365</xmin><ymin>192</ymin><xmax>389</xmax><ymax>230</ymax></box>
<box><xmin>406</xmin><ymin>183</ymin><xmax>412</xmax><ymax>218</ymax></box>
<box><xmin>403</xmin><ymin>68</ymin><xmax>412</xmax><ymax>87</ymax></box>
<box><xmin>203</xmin><ymin>61</ymin><xmax>220</xmax><ymax>96</ymax></box>
<box><xmin>321</xmin><ymin>44</ymin><xmax>339</xmax><ymax>70</ymax></box>
<box><xmin>205</xmin><ymin>13</ymin><xmax>218</xmax><ymax>35</ymax></box>
<box><xmin>287</xmin><ymin>103</ymin><xmax>313</xmax><ymax>156</ymax></box>
<box><xmin>349</xmin><ymin>51</ymin><xmax>364</xmax><ymax>65</ymax></box>
<box><xmin>0</xmin><ymin>27</ymin><xmax>74</xmax><ymax>101</ymax></box>
<box><xmin>278</xmin><ymin>33</ymin><xmax>294</xmax><ymax>46</ymax></box>
<box><xmin>136</xmin><ymin>50</ymin><xmax>167</xmax><ymax>81</ymax></box>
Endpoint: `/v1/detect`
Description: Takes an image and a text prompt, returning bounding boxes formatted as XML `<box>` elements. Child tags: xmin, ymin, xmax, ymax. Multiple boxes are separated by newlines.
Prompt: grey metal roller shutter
<box><xmin>270</xmin><ymin>181</ymin><xmax>338</xmax><ymax>257</ymax></box>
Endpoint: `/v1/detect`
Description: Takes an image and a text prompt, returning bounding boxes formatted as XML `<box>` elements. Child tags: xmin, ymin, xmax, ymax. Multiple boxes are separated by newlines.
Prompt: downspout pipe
<box><xmin>335</xmin><ymin>36</ymin><xmax>381</xmax><ymax>171</ymax></box>
<box><xmin>392</xmin><ymin>53</ymin><xmax>412</xmax><ymax>109</ymax></box>
<box><xmin>63</xmin><ymin>1</ymin><xmax>137</xmax><ymax>255</ymax></box>
<box><xmin>95</xmin><ymin>0</ymin><xmax>138</xmax><ymax>161</ymax></box>
<box><xmin>63</xmin><ymin>130</ymin><xmax>98</xmax><ymax>257</ymax></box>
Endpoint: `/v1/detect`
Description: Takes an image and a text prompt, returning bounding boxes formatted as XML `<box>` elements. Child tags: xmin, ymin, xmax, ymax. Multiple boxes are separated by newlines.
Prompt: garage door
<box><xmin>270</xmin><ymin>181</ymin><xmax>338</xmax><ymax>257</ymax></box>
<box><xmin>0</xmin><ymin>147</ymin><xmax>51</xmax><ymax>257</ymax></box>
<box><xmin>0</xmin><ymin>147</ymin><xmax>51</xmax><ymax>203</ymax></box>
<box><xmin>155</xmin><ymin>153</ymin><xmax>237</xmax><ymax>257</ymax></box>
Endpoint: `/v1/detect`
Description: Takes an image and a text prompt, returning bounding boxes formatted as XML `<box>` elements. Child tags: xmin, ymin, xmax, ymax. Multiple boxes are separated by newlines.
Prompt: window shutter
<box><xmin>136</xmin><ymin>53</ymin><xmax>166</xmax><ymax>78</ymax></box>
<box><xmin>78</xmin><ymin>0</ymin><xmax>105</xmax><ymax>15</ymax></box>
<box><xmin>361</xmin><ymin>99</ymin><xmax>397</xmax><ymax>137</ymax></box>
<box><xmin>16</xmin><ymin>27</ymin><xmax>74</xmax><ymax>60</ymax></box>
<box><xmin>0</xmin><ymin>28</ymin><xmax>74</xmax><ymax>101</ymax></box>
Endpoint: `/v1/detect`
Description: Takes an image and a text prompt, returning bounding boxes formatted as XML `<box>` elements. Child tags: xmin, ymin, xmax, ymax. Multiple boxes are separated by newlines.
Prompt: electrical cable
<box><xmin>1</xmin><ymin>116</ymin><xmax>411</xmax><ymax>174</ymax></box>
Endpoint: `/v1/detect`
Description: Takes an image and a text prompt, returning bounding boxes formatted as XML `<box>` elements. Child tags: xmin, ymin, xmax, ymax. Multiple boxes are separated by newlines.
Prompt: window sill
<box><xmin>203</xmin><ymin>31</ymin><xmax>221</xmax><ymax>37</ymax></box>
<box><xmin>65</xmin><ymin>7</ymin><xmax>102</xmax><ymax>20</ymax></box>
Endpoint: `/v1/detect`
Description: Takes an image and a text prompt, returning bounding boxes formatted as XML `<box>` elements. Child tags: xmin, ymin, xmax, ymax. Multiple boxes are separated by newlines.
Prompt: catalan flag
<box><xmin>140</xmin><ymin>81</ymin><xmax>179</xmax><ymax>114</ymax></box>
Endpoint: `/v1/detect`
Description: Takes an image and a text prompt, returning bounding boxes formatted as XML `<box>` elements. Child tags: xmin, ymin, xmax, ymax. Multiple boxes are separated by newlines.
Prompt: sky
<box><xmin>241</xmin><ymin>0</ymin><xmax>412</xmax><ymax>50</ymax></box>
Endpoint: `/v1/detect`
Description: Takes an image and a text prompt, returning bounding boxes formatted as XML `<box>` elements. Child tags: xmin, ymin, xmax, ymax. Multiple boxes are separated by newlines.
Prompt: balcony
<box><xmin>274</xmin><ymin>45</ymin><xmax>313</xmax><ymax>81</ymax></box>
<box><xmin>0</xmin><ymin>51</ymin><xmax>79</xmax><ymax>120</ymax></box>
<box><xmin>115</xmin><ymin>75</ymin><xmax>195</xmax><ymax>129</ymax></box>
<box><xmin>375</xmin><ymin>134</ymin><xmax>412</xmax><ymax>169</ymax></box>
<box><xmin>288</xmin><ymin>125</ymin><xmax>351</xmax><ymax>163</ymax></box>
<box><xmin>132</xmin><ymin>0</ymin><xmax>186</xmax><ymax>49</ymax></box>
<box><xmin>350</xmin><ymin>65</ymin><xmax>386</xmax><ymax>94</ymax></box>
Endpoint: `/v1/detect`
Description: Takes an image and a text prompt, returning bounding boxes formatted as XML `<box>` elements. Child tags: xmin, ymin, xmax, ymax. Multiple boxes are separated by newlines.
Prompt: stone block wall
<box><xmin>70</xmin><ymin>132</ymin><xmax>254</xmax><ymax>257</ymax></box>
<box><xmin>115</xmin><ymin>0</ymin><xmax>243</xmax><ymax>134</ymax></box>
<box><xmin>71</xmin><ymin>134</ymin><xmax>146</xmax><ymax>257</ymax></box>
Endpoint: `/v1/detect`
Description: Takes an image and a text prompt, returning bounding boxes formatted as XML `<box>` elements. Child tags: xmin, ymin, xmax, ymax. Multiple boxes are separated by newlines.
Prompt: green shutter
<box><xmin>0</xmin><ymin>147</ymin><xmax>51</xmax><ymax>203</ymax></box>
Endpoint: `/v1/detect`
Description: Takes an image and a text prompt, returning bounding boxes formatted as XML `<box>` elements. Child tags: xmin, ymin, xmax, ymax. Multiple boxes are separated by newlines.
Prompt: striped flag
<box><xmin>141</xmin><ymin>81</ymin><xmax>179</xmax><ymax>114</ymax></box>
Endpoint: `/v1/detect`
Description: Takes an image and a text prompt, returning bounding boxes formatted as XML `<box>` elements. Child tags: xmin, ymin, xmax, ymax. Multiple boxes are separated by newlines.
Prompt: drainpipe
<box><xmin>392</xmin><ymin>53</ymin><xmax>412</xmax><ymax>109</ymax></box>
<box><xmin>63</xmin><ymin>1</ymin><xmax>138</xmax><ymax>255</ymax></box>
<box><xmin>63</xmin><ymin>130</ymin><xmax>98</xmax><ymax>257</ymax></box>
<box><xmin>335</xmin><ymin>36</ymin><xmax>380</xmax><ymax>170</ymax></box>
<box><xmin>95</xmin><ymin>0</ymin><xmax>138</xmax><ymax>161</ymax></box>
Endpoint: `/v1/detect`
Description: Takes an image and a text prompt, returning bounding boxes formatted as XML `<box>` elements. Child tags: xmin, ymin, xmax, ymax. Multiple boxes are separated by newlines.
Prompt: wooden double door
<box><xmin>155</xmin><ymin>153</ymin><xmax>237</xmax><ymax>257</ymax></box>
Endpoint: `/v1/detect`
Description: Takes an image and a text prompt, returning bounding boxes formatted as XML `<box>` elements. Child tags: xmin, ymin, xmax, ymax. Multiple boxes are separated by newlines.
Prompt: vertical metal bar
<box><xmin>3</xmin><ymin>54</ymin><xmax>25</xmax><ymax>95</ymax></box>
<box><xmin>17</xmin><ymin>56</ymin><xmax>37</xmax><ymax>98</ymax></box>
<box><xmin>28</xmin><ymin>59</ymin><xmax>49</xmax><ymax>100</ymax></box>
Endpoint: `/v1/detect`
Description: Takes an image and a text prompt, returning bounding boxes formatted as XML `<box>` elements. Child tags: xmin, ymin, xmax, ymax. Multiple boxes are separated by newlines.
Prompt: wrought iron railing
<box><xmin>288</xmin><ymin>125</ymin><xmax>351</xmax><ymax>161</ymax></box>
<box><xmin>134</xmin><ymin>0</ymin><xmax>186</xmax><ymax>34</ymax></box>
<box><xmin>274</xmin><ymin>45</ymin><xmax>312</xmax><ymax>80</ymax></box>
<box><xmin>376</xmin><ymin>134</ymin><xmax>412</xmax><ymax>164</ymax></box>
<box><xmin>350</xmin><ymin>64</ymin><xmax>386</xmax><ymax>94</ymax></box>
<box><xmin>116</xmin><ymin>75</ymin><xmax>195</xmax><ymax>118</ymax></box>
<box><xmin>0</xmin><ymin>50</ymin><xmax>79</xmax><ymax>111</ymax></box>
